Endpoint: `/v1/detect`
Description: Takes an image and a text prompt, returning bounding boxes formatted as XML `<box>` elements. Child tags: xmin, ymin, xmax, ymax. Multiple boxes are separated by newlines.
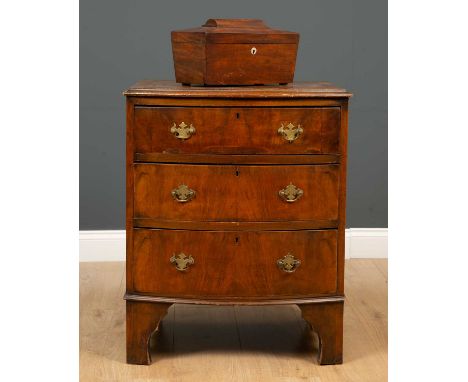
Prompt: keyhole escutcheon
<box><xmin>251</xmin><ymin>47</ymin><xmax>257</xmax><ymax>55</ymax></box>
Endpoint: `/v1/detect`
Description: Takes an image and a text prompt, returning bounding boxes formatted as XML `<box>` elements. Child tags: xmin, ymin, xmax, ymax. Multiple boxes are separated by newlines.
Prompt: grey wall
<box><xmin>80</xmin><ymin>0</ymin><xmax>387</xmax><ymax>229</ymax></box>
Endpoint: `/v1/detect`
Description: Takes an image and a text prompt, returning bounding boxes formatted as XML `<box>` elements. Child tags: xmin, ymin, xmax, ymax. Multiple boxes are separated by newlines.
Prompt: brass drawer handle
<box><xmin>277</xmin><ymin>253</ymin><xmax>301</xmax><ymax>273</ymax></box>
<box><xmin>278</xmin><ymin>183</ymin><xmax>303</xmax><ymax>203</ymax></box>
<box><xmin>278</xmin><ymin>122</ymin><xmax>303</xmax><ymax>142</ymax></box>
<box><xmin>171</xmin><ymin>184</ymin><xmax>196</xmax><ymax>203</ymax></box>
<box><xmin>170</xmin><ymin>252</ymin><xmax>195</xmax><ymax>271</ymax></box>
<box><xmin>170</xmin><ymin>122</ymin><xmax>196</xmax><ymax>140</ymax></box>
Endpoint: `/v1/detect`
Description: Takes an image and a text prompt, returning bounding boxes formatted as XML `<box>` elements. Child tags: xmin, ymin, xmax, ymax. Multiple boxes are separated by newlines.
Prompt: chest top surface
<box><xmin>124</xmin><ymin>80</ymin><xmax>352</xmax><ymax>99</ymax></box>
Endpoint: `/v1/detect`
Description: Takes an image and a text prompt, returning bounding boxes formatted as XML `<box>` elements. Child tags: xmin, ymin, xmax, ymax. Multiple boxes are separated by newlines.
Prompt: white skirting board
<box><xmin>79</xmin><ymin>228</ymin><xmax>388</xmax><ymax>262</ymax></box>
<box><xmin>344</xmin><ymin>228</ymin><xmax>388</xmax><ymax>259</ymax></box>
<box><xmin>79</xmin><ymin>230</ymin><xmax>126</xmax><ymax>262</ymax></box>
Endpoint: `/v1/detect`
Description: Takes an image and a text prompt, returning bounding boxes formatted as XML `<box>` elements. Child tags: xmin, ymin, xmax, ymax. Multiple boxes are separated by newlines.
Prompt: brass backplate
<box><xmin>277</xmin><ymin>253</ymin><xmax>301</xmax><ymax>273</ymax></box>
<box><xmin>170</xmin><ymin>252</ymin><xmax>195</xmax><ymax>271</ymax></box>
<box><xmin>278</xmin><ymin>122</ymin><xmax>303</xmax><ymax>142</ymax></box>
<box><xmin>170</xmin><ymin>122</ymin><xmax>196</xmax><ymax>140</ymax></box>
<box><xmin>171</xmin><ymin>184</ymin><xmax>196</xmax><ymax>203</ymax></box>
<box><xmin>278</xmin><ymin>183</ymin><xmax>304</xmax><ymax>202</ymax></box>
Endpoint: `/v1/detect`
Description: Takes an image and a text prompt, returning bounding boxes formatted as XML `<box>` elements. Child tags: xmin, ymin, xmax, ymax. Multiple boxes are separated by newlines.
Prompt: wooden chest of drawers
<box><xmin>124</xmin><ymin>80</ymin><xmax>351</xmax><ymax>365</ymax></box>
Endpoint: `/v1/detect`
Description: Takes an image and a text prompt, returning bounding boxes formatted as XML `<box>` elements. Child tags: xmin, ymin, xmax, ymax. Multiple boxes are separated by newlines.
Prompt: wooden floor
<box><xmin>80</xmin><ymin>259</ymin><xmax>387</xmax><ymax>381</ymax></box>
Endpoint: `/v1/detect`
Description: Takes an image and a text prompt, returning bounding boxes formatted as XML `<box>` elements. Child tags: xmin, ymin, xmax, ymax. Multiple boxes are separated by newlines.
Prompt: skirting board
<box><xmin>79</xmin><ymin>228</ymin><xmax>387</xmax><ymax>262</ymax></box>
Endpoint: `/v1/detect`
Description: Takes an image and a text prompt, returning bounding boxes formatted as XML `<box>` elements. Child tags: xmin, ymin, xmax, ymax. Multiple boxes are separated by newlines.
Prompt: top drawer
<box><xmin>133</xmin><ymin>107</ymin><xmax>341</xmax><ymax>155</ymax></box>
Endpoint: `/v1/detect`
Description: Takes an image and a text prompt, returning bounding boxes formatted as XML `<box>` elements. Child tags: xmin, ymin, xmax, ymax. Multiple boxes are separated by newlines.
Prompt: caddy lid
<box><xmin>171</xmin><ymin>19</ymin><xmax>299</xmax><ymax>44</ymax></box>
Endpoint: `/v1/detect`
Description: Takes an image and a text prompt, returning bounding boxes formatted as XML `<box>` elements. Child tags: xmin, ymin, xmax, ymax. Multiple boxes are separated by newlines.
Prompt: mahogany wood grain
<box><xmin>135</xmin><ymin>153</ymin><xmax>341</xmax><ymax>165</ymax></box>
<box><xmin>205</xmin><ymin>43</ymin><xmax>297</xmax><ymax>85</ymax></box>
<box><xmin>130</xmin><ymin>97</ymin><xmax>346</xmax><ymax>108</ymax></box>
<box><xmin>126</xmin><ymin>301</ymin><xmax>172</xmax><ymax>365</ymax></box>
<box><xmin>337</xmin><ymin>102</ymin><xmax>349</xmax><ymax>295</ymax></box>
<box><xmin>134</xmin><ymin>106</ymin><xmax>340</xmax><ymax>155</ymax></box>
<box><xmin>133</xmin><ymin>219</ymin><xmax>338</xmax><ymax>231</ymax></box>
<box><xmin>126</xmin><ymin>99</ymin><xmax>136</xmax><ymax>295</ymax></box>
<box><xmin>171</xmin><ymin>19</ymin><xmax>298</xmax><ymax>85</ymax></box>
<box><xmin>133</xmin><ymin>163</ymin><xmax>339</xmax><ymax>223</ymax></box>
<box><xmin>124</xmin><ymin>81</ymin><xmax>352</xmax><ymax>366</ymax></box>
<box><xmin>171</xmin><ymin>43</ymin><xmax>205</xmax><ymax>85</ymax></box>
<box><xmin>299</xmin><ymin>301</ymin><xmax>344</xmax><ymax>365</ymax></box>
<box><xmin>130</xmin><ymin>229</ymin><xmax>338</xmax><ymax>298</ymax></box>
<box><xmin>124</xmin><ymin>294</ymin><xmax>345</xmax><ymax>305</ymax></box>
<box><xmin>123</xmin><ymin>80</ymin><xmax>352</xmax><ymax>99</ymax></box>
<box><xmin>173</xmin><ymin>19</ymin><xmax>299</xmax><ymax>44</ymax></box>
<box><xmin>203</xmin><ymin>18</ymin><xmax>266</xmax><ymax>29</ymax></box>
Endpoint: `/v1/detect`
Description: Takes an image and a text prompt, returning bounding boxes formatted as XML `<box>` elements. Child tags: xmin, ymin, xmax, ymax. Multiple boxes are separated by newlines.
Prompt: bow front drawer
<box><xmin>133</xmin><ymin>163</ymin><xmax>339</xmax><ymax>224</ymax></box>
<box><xmin>133</xmin><ymin>107</ymin><xmax>340</xmax><ymax>155</ymax></box>
<box><xmin>130</xmin><ymin>229</ymin><xmax>338</xmax><ymax>298</ymax></box>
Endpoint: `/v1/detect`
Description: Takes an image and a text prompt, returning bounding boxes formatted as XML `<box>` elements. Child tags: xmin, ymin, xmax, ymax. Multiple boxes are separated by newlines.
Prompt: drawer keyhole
<box><xmin>235</xmin><ymin>236</ymin><xmax>240</xmax><ymax>245</ymax></box>
<box><xmin>236</xmin><ymin>112</ymin><xmax>240</xmax><ymax>119</ymax></box>
<box><xmin>235</xmin><ymin>167</ymin><xmax>240</xmax><ymax>177</ymax></box>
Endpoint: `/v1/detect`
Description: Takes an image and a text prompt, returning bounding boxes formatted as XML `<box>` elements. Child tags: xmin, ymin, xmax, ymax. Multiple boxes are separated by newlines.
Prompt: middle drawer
<box><xmin>134</xmin><ymin>163</ymin><xmax>339</xmax><ymax>223</ymax></box>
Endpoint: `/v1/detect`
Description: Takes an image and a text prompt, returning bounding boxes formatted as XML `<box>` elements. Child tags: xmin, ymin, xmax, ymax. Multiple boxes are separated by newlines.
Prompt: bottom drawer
<box><xmin>131</xmin><ymin>229</ymin><xmax>338</xmax><ymax>298</ymax></box>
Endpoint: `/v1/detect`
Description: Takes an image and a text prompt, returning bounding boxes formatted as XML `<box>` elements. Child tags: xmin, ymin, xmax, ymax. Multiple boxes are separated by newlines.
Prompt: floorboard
<box><xmin>79</xmin><ymin>259</ymin><xmax>388</xmax><ymax>382</ymax></box>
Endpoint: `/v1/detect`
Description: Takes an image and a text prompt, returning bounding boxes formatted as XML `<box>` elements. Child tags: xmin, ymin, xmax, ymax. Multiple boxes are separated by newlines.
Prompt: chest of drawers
<box><xmin>123</xmin><ymin>80</ymin><xmax>351</xmax><ymax>365</ymax></box>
